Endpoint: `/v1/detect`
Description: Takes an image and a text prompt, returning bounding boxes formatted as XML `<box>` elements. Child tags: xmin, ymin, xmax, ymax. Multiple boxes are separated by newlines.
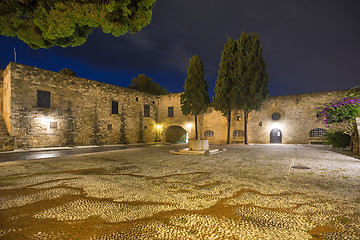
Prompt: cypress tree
<box><xmin>213</xmin><ymin>38</ymin><xmax>237</xmax><ymax>144</ymax></box>
<box><xmin>180</xmin><ymin>55</ymin><xmax>210</xmax><ymax>140</ymax></box>
<box><xmin>234</xmin><ymin>32</ymin><xmax>269</xmax><ymax>144</ymax></box>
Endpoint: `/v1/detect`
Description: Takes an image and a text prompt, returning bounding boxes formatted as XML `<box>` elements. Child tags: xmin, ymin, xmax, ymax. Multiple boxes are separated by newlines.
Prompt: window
<box><xmin>272</xmin><ymin>112</ymin><xmax>281</xmax><ymax>120</ymax></box>
<box><xmin>204</xmin><ymin>130</ymin><xmax>214</xmax><ymax>137</ymax></box>
<box><xmin>50</xmin><ymin>122</ymin><xmax>58</xmax><ymax>129</ymax></box>
<box><xmin>107</xmin><ymin>124</ymin><xmax>112</xmax><ymax>130</ymax></box>
<box><xmin>37</xmin><ymin>90</ymin><xmax>51</xmax><ymax>108</ymax></box>
<box><xmin>233</xmin><ymin>130</ymin><xmax>244</xmax><ymax>138</ymax></box>
<box><xmin>309</xmin><ymin>128</ymin><xmax>327</xmax><ymax>137</ymax></box>
<box><xmin>112</xmin><ymin>101</ymin><xmax>119</xmax><ymax>114</ymax></box>
<box><xmin>168</xmin><ymin>107</ymin><xmax>174</xmax><ymax>117</ymax></box>
<box><xmin>144</xmin><ymin>105</ymin><xmax>150</xmax><ymax>117</ymax></box>
<box><xmin>136</xmin><ymin>97</ymin><xmax>139</xmax><ymax>101</ymax></box>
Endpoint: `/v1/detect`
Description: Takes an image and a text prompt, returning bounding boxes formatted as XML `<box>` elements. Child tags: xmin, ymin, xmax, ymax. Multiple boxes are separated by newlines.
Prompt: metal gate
<box><xmin>270</xmin><ymin>128</ymin><xmax>282</xmax><ymax>143</ymax></box>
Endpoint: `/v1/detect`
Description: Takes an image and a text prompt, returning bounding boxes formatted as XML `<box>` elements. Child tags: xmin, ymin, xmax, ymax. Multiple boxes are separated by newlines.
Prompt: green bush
<box><xmin>325</xmin><ymin>130</ymin><xmax>351</xmax><ymax>149</ymax></box>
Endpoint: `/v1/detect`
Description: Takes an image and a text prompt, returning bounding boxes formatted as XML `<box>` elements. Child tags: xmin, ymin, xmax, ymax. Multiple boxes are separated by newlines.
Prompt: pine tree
<box><xmin>180</xmin><ymin>55</ymin><xmax>210</xmax><ymax>140</ymax></box>
<box><xmin>213</xmin><ymin>38</ymin><xmax>237</xmax><ymax>144</ymax></box>
<box><xmin>234</xmin><ymin>32</ymin><xmax>269</xmax><ymax>144</ymax></box>
<box><xmin>128</xmin><ymin>74</ymin><xmax>169</xmax><ymax>95</ymax></box>
<box><xmin>0</xmin><ymin>0</ymin><xmax>156</xmax><ymax>49</ymax></box>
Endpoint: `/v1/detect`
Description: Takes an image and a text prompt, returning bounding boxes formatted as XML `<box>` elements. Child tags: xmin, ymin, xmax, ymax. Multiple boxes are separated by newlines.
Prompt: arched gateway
<box><xmin>270</xmin><ymin>128</ymin><xmax>282</xmax><ymax>143</ymax></box>
<box><xmin>163</xmin><ymin>126</ymin><xmax>188</xmax><ymax>143</ymax></box>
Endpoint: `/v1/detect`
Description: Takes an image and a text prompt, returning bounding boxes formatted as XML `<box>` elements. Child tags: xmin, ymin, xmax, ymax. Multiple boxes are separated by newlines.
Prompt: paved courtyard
<box><xmin>0</xmin><ymin>144</ymin><xmax>359</xmax><ymax>239</ymax></box>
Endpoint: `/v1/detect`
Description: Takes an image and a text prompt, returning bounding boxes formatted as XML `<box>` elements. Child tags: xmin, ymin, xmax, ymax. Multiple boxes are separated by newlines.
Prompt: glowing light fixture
<box><xmin>38</xmin><ymin>116</ymin><xmax>51</xmax><ymax>126</ymax></box>
<box><xmin>186</xmin><ymin>123</ymin><xmax>192</xmax><ymax>130</ymax></box>
<box><xmin>156</xmin><ymin>124</ymin><xmax>162</xmax><ymax>130</ymax></box>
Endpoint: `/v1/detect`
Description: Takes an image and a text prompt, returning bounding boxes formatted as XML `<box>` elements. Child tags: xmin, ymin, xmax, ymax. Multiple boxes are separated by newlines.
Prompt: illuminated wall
<box><xmin>1</xmin><ymin>62</ymin><xmax>349</xmax><ymax>149</ymax></box>
<box><xmin>248</xmin><ymin>91</ymin><xmax>346</xmax><ymax>144</ymax></box>
<box><xmin>3</xmin><ymin>63</ymin><xmax>158</xmax><ymax>148</ymax></box>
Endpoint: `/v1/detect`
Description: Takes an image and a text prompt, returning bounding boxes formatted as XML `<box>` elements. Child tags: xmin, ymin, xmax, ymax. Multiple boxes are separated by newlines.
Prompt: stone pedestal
<box><xmin>188</xmin><ymin>139</ymin><xmax>209</xmax><ymax>151</ymax></box>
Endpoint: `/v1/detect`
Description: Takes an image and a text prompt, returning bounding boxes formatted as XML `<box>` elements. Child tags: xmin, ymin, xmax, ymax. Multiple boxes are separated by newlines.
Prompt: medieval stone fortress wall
<box><xmin>0</xmin><ymin>62</ymin><xmax>346</xmax><ymax>150</ymax></box>
<box><xmin>1</xmin><ymin>63</ymin><xmax>159</xmax><ymax>149</ymax></box>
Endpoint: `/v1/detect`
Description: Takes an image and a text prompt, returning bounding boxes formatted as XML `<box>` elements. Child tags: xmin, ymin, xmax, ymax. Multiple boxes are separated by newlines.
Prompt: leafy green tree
<box><xmin>180</xmin><ymin>55</ymin><xmax>210</xmax><ymax>140</ymax></box>
<box><xmin>233</xmin><ymin>32</ymin><xmax>269</xmax><ymax>144</ymax></box>
<box><xmin>0</xmin><ymin>0</ymin><xmax>156</xmax><ymax>49</ymax></box>
<box><xmin>213</xmin><ymin>38</ymin><xmax>237</xmax><ymax>144</ymax></box>
<box><xmin>128</xmin><ymin>74</ymin><xmax>169</xmax><ymax>95</ymax></box>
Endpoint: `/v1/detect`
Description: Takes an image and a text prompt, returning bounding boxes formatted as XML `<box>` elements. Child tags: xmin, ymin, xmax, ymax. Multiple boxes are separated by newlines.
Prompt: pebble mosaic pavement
<box><xmin>0</xmin><ymin>144</ymin><xmax>359</xmax><ymax>239</ymax></box>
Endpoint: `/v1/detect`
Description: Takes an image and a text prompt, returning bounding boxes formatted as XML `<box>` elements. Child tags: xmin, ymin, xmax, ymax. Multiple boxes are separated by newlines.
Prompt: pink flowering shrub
<box><xmin>315</xmin><ymin>96</ymin><xmax>360</xmax><ymax>128</ymax></box>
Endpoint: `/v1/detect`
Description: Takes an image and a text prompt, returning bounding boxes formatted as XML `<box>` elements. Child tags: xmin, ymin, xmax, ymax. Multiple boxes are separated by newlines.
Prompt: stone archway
<box><xmin>163</xmin><ymin>126</ymin><xmax>188</xmax><ymax>143</ymax></box>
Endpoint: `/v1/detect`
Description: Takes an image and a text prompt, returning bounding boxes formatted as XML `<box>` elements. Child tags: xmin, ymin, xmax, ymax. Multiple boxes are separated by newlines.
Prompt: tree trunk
<box><xmin>351</xmin><ymin>122</ymin><xmax>359</xmax><ymax>155</ymax></box>
<box><xmin>244</xmin><ymin>111</ymin><xmax>249</xmax><ymax>145</ymax></box>
<box><xmin>195</xmin><ymin>115</ymin><xmax>198</xmax><ymax>140</ymax></box>
<box><xmin>227</xmin><ymin>110</ymin><xmax>231</xmax><ymax>144</ymax></box>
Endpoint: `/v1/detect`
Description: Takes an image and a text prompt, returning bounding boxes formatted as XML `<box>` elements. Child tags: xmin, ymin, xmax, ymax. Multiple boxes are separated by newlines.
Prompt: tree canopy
<box><xmin>214</xmin><ymin>33</ymin><xmax>268</xmax><ymax>144</ymax></box>
<box><xmin>233</xmin><ymin>32</ymin><xmax>269</xmax><ymax>114</ymax></box>
<box><xmin>213</xmin><ymin>38</ymin><xmax>237</xmax><ymax>144</ymax></box>
<box><xmin>128</xmin><ymin>74</ymin><xmax>168</xmax><ymax>95</ymax></box>
<box><xmin>234</xmin><ymin>32</ymin><xmax>268</xmax><ymax>144</ymax></box>
<box><xmin>0</xmin><ymin>0</ymin><xmax>156</xmax><ymax>49</ymax></box>
<box><xmin>180</xmin><ymin>55</ymin><xmax>210</xmax><ymax>140</ymax></box>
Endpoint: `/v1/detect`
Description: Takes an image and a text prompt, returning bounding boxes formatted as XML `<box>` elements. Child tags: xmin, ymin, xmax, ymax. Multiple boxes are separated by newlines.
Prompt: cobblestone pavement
<box><xmin>0</xmin><ymin>144</ymin><xmax>359</xmax><ymax>239</ymax></box>
<box><xmin>0</xmin><ymin>143</ymin><xmax>169</xmax><ymax>162</ymax></box>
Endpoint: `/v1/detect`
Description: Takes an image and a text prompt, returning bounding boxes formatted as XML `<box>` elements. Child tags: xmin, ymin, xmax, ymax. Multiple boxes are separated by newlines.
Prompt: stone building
<box><xmin>0</xmin><ymin>62</ymin><xmax>352</xmax><ymax>151</ymax></box>
<box><xmin>158</xmin><ymin>91</ymin><xmax>347</xmax><ymax>144</ymax></box>
<box><xmin>1</xmin><ymin>63</ymin><xmax>158</xmax><ymax>150</ymax></box>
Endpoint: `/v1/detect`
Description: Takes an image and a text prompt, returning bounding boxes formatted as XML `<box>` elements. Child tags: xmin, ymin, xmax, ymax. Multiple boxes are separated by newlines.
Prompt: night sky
<box><xmin>1</xmin><ymin>0</ymin><xmax>359</xmax><ymax>98</ymax></box>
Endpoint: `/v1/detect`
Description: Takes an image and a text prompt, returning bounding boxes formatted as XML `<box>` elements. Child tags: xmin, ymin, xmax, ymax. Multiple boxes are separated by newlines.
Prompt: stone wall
<box><xmin>158</xmin><ymin>93</ymin><xmax>193</xmax><ymax>139</ymax></box>
<box><xmin>158</xmin><ymin>93</ymin><xmax>245</xmax><ymax>144</ymax></box>
<box><xmin>158</xmin><ymin>90</ymin><xmax>347</xmax><ymax>145</ymax></box>
<box><xmin>1</xmin><ymin>62</ymin><xmax>351</xmax><ymax>149</ymax></box>
<box><xmin>5</xmin><ymin>63</ymin><xmax>159</xmax><ymax>148</ymax></box>
<box><xmin>0</xmin><ymin>70</ymin><xmax>3</xmax><ymax>114</ymax></box>
<box><xmin>2</xmin><ymin>64</ymin><xmax>12</xmax><ymax>134</ymax></box>
<box><xmin>248</xmin><ymin>91</ymin><xmax>346</xmax><ymax>144</ymax></box>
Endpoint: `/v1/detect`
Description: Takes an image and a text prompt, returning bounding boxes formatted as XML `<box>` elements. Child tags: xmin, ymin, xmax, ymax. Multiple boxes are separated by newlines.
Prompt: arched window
<box><xmin>309</xmin><ymin>128</ymin><xmax>327</xmax><ymax>137</ymax></box>
<box><xmin>233</xmin><ymin>130</ymin><xmax>244</xmax><ymax>138</ymax></box>
<box><xmin>204</xmin><ymin>130</ymin><xmax>214</xmax><ymax>137</ymax></box>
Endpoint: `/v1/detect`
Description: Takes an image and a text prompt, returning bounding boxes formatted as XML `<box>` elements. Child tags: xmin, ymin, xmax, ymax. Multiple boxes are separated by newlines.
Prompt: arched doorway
<box><xmin>163</xmin><ymin>126</ymin><xmax>188</xmax><ymax>143</ymax></box>
<box><xmin>270</xmin><ymin>128</ymin><xmax>282</xmax><ymax>143</ymax></box>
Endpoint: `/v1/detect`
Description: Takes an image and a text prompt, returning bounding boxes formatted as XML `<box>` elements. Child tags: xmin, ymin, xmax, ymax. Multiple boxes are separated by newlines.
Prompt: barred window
<box><xmin>309</xmin><ymin>128</ymin><xmax>327</xmax><ymax>137</ymax></box>
<box><xmin>50</xmin><ymin>122</ymin><xmax>58</xmax><ymax>129</ymax></box>
<box><xmin>144</xmin><ymin>105</ymin><xmax>150</xmax><ymax>117</ymax></box>
<box><xmin>168</xmin><ymin>107</ymin><xmax>174</xmax><ymax>117</ymax></box>
<box><xmin>233</xmin><ymin>130</ymin><xmax>244</xmax><ymax>138</ymax></box>
<box><xmin>107</xmin><ymin>124</ymin><xmax>112</xmax><ymax>130</ymax></box>
<box><xmin>204</xmin><ymin>130</ymin><xmax>214</xmax><ymax>137</ymax></box>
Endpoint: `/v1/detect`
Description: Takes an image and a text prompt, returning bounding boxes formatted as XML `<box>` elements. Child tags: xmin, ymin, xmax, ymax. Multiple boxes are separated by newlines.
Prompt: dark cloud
<box><xmin>1</xmin><ymin>0</ymin><xmax>360</xmax><ymax>97</ymax></box>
